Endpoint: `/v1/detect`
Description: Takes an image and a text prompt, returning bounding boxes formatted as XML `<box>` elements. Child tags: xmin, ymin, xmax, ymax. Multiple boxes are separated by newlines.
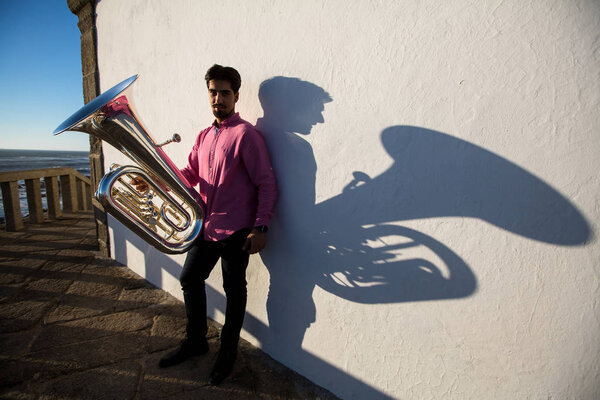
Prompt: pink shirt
<box><xmin>180</xmin><ymin>113</ymin><xmax>277</xmax><ymax>241</ymax></box>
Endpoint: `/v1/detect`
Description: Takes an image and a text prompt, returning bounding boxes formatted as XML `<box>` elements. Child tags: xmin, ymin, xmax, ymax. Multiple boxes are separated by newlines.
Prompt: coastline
<box><xmin>0</xmin><ymin>149</ymin><xmax>90</xmax><ymax>221</ymax></box>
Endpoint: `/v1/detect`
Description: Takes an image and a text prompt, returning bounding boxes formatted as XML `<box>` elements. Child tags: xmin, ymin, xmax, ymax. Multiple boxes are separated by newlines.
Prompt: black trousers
<box><xmin>180</xmin><ymin>228</ymin><xmax>251</xmax><ymax>350</ymax></box>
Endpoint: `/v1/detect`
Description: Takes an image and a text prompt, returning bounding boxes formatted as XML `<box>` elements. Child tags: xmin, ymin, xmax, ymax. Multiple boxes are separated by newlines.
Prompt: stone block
<box><xmin>0</xmin><ymin>300</ymin><xmax>50</xmax><ymax>333</ymax></box>
<box><xmin>140</xmin><ymin>350</ymin><xmax>214</xmax><ymax>398</ymax></box>
<box><xmin>0</xmin><ymin>327</ymin><xmax>37</xmax><ymax>357</ymax></box>
<box><xmin>30</xmin><ymin>331</ymin><xmax>148</xmax><ymax>373</ymax></box>
<box><xmin>0</xmin><ymin>260</ymin><xmax>46</xmax><ymax>285</ymax></box>
<box><xmin>44</xmin><ymin>280</ymin><xmax>122</xmax><ymax>324</ymax></box>
<box><xmin>31</xmin><ymin>360</ymin><xmax>140</xmax><ymax>400</ymax></box>
<box><xmin>32</xmin><ymin>310</ymin><xmax>153</xmax><ymax>352</ymax></box>
<box><xmin>148</xmin><ymin>314</ymin><xmax>186</xmax><ymax>353</ymax></box>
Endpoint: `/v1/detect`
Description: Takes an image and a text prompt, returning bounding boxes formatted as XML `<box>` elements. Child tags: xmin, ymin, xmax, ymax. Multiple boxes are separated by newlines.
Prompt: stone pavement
<box><xmin>0</xmin><ymin>211</ymin><xmax>339</xmax><ymax>399</ymax></box>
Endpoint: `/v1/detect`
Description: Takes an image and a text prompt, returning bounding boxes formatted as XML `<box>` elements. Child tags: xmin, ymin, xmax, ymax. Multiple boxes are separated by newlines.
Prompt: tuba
<box><xmin>53</xmin><ymin>75</ymin><xmax>203</xmax><ymax>254</ymax></box>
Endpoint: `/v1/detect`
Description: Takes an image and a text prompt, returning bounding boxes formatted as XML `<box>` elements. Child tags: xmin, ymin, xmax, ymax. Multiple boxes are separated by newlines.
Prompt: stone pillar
<box><xmin>68</xmin><ymin>0</ymin><xmax>110</xmax><ymax>257</ymax></box>
<box><xmin>44</xmin><ymin>176</ymin><xmax>62</xmax><ymax>219</ymax></box>
<box><xmin>60</xmin><ymin>174</ymin><xmax>78</xmax><ymax>213</ymax></box>
<box><xmin>0</xmin><ymin>181</ymin><xmax>24</xmax><ymax>231</ymax></box>
<box><xmin>25</xmin><ymin>178</ymin><xmax>44</xmax><ymax>223</ymax></box>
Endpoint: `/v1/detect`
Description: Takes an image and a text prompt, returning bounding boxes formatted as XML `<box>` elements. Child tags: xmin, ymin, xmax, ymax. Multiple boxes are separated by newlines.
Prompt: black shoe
<box><xmin>158</xmin><ymin>339</ymin><xmax>208</xmax><ymax>368</ymax></box>
<box><xmin>209</xmin><ymin>349</ymin><xmax>237</xmax><ymax>385</ymax></box>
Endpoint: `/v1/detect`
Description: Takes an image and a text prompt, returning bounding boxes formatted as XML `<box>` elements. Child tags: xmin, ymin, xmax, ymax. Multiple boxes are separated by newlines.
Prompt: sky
<box><xmin>0</xmin><ymin>0</ymin><xmax>89</xmax><ymax>151</ymax></box>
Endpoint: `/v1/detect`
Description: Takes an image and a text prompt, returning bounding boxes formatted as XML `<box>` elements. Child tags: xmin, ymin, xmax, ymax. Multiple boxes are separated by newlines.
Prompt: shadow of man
<box><xmin>255</xmin><ymin>77</ymin><xmax>332</xmax><ymax>362</ymax></box>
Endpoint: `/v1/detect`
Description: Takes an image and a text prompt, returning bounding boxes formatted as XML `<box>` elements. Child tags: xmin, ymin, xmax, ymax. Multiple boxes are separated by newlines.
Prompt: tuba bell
<box><xmin>53</xmin><ymin>75</ymin><xmax>204</xmax><ymax>254</ymax></box>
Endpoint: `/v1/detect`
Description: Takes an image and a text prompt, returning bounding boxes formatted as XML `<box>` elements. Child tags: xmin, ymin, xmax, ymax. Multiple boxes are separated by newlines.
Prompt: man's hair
<box><xmin>205</xmin><ymin>64</ymin><xmax>242</xmax><ymax>93</ymax></box>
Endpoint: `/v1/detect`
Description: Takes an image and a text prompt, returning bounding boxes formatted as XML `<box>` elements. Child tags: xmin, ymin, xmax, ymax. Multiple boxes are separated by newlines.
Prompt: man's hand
<box><xmin>243</xmin><ymin>229</ymin><xmax>267</xmax><ymax>254</ymax></box>
<box><xmin>130</xmin><ymin>176</ymin><xmax>149</xmax><ymax>192</ymax></box>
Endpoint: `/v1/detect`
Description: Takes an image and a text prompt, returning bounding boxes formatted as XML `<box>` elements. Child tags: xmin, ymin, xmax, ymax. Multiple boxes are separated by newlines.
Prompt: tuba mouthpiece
<box><xmin>157</xmin><ymin>133</ymin><xmax>181</xmax><ymax>147</ymax></box>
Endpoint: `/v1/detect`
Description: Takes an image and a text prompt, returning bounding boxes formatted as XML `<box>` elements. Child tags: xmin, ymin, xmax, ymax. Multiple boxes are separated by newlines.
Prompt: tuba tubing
<box><xmin>53</xmin><ymin>75</ymin><xmax>204</xmax><ymax>254</ymax></box>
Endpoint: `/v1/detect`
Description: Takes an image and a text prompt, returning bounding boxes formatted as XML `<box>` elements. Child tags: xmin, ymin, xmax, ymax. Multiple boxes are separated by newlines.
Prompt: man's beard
<box><xmin>212</xmin><ymin>105</ymin><xmax>234</xmax><ymax>120</ymax></box>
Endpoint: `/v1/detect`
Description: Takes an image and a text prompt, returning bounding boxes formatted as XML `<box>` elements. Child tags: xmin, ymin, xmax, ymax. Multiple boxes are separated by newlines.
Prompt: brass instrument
<box><xmin>54</xmin><ymin>75</ymin><xmax>203</xmax><ymax>254</ymax></box>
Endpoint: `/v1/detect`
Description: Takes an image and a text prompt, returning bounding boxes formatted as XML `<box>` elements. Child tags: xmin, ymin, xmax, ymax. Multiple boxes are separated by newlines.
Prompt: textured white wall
<box><xmin>95</xmin><ymin>1</ymin><xmax>599</xmax><ymax>399</ymax></box>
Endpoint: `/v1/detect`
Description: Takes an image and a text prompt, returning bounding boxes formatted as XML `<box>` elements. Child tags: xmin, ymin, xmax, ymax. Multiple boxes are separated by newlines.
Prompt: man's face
<box><xmin>208</xmin><ymin>79</ymin><xmax>238</xmax><ymax>121</ymax></box>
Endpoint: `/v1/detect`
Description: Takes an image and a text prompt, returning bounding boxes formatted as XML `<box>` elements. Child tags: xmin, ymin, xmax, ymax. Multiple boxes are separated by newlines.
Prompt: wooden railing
<box><xmin>0</xmin><ymin>167</ymin><xmax>92</xmax><ymax>231</ymax></box>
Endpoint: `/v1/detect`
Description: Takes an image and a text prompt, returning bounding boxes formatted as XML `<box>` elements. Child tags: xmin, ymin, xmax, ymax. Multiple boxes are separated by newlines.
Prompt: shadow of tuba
<box><xmin>53</xmin><ymin>75</ymin><xmax>203</xmax><ymax>254</ymax></box>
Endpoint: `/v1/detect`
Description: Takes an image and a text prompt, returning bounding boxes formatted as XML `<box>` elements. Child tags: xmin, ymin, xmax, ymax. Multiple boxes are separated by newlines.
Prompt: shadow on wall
<box><xmin>313</xmin><ymin>125</ymin><xmax>592</xmax><ymax>302</ymax></box>
<box><xmin>253</xmin><ymin>76</ymin><xmax>591</xmax><ymax>397</ymax></box>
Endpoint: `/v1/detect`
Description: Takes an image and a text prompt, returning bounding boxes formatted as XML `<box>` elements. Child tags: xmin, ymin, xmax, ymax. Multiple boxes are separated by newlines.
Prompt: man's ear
<box><xmin>234</xmin><ymin>92</ymin><xmax>239</xmax><ymax>103</ymax></box>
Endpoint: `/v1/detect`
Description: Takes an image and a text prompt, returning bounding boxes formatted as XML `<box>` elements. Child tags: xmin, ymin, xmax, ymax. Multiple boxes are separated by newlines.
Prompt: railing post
<box><xmin>25</xmin><ymin>178</ymin><xmax>44</xmax><ymax>223</ymax></box>
<box><xmin>77</xmin><ymin>179</ymin><xmax>83</xmax><ymax>211</ymax></box>
<box><xmin>44</xmin><ymin>176</ymin><xmax>62</xmax><ymax>219</ymax></box>
<box><xmin>85</xmin><ymin>182</ymin><xmax>92</xmax><ymax>210</ymax></box>
<box><xmin>77</xmin><ymin>178</ymin><xmax>90</xmax><ymax>210</ymax></box>
<box><xmin>0</xmin><ymin>181</ymin><xmax>24</xmax><ymax>231</ymax></box>
<box><xmin>60</xmin><ymin>174</ymin><xmax>79</xmax><ymax>212</ymax></box>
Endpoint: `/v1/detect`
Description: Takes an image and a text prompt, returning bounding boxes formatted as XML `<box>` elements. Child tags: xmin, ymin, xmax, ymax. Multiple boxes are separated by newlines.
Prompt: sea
<box><xmin>0</xmin><ymin>149</ymin><xmax>90</xmax><ymax>221</ymax></box>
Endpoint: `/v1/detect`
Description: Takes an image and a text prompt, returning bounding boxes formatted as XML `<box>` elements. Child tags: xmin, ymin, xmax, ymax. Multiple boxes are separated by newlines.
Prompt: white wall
<box><xmin>94</xmin><ymin>1</ymin><xmax>600</xmax><ymax>399</ymax></box>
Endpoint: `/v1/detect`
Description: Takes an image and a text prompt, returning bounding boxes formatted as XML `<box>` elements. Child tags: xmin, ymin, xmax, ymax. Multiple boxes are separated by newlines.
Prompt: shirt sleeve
<box><xmin>241</xmin><ymin>128</ymin><xmax>278</xmax><ymax>227</ymax></box>
<box><xmin>179</xmin><ymin>134</ymin><xmax>201</xmax><ymax>187</ymax></box>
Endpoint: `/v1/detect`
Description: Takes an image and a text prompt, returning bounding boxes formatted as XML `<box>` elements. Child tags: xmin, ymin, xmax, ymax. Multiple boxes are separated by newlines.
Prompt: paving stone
<box><xmin>32</xmin><ymin>310</ymin><xmax>153</xmax><ymax>352</ymax></box>
<box><xmin>148</xmin><ymin>314</ymin><xmax>186</xmax><ymax>353</ymax></box>
<box><xmin>147</xmin><ymin>310</ymin><xmax>220</xmax><ymax>354</ymax></box>
<box><xmin>1</xmin><ymin>251</ymin><xmax>89</xmax><ymax>267</ymax></box>
<box><xmin>44</xmin><ymin>280</ymin><xmax>123</xmax><ymax>323</ymax></box>
<box><xmin>0</xmin><ymin>230</ymin><xmax>28</xmax><ymax>240</ymax></box>
<box><xmin>0</xmin><ymin>300</ymin><xmax>53</xmax><ymax>333</ymax></box>
<box><xmin>29</xmin><ymin>330</ymin><xmax>149</xmax><ymax>373</ymax></box>
<box><xmin>79</xmin><ymin>262</ymin><xmax>140</xmax><ymax>287</ymax></box>
<box><xmin>15</xmin><ymin>278</ymin><xmax>72</xmax><ymax>301</ymax></box>
<box><xmin>30</xmin><ymin>261</ymin><xmax>87</xmax><ymax>280</ymax></box>
<box><xmin>0</xmin><ymin>357</ymin><xmax>49</xmax><ymax>392</ymax></box>
<box><xmin>31</xmin><ymin>360</ymin><xmax>141</xmax><ymax>400</ymax></box>
<box><xmin>0</xmin><ymin>283</ymin><xmax>25</xmax><ymax>303</ymax></box>
<box><xmin>148</xmin><ymin>295</ymin><xmax>187</xmax><ymax>318</ymax></box>
<box><xmin>0</xmin><ymin>263</ymin><xmax>44</xmax><ymax>286</ymax></box>
<box><xmin>0</xmin><ymin>261</ymin><xmax>86</xmax><ymax>289</ymax></box>
<box><xmin>117</xmin><ymin>284</ymin><xmax>171</xmax><ymax>311</ymax></box>
<box><xmin>162</xmin><ymin>385</ymin><xmax>256</xmax><ymax>400</ymax></box>
<box><xmin>0</xmin><ymin>327</ymin><xmax>38</xmax><ymax>357</ymax></box>
<box><xmin>56</xmin><ymin>247</ymin><xmax>97</xmax><ymax>261</ymax></box>
<box><xmin>0</xmin><ymin>258</ymin><xmax>47</xmax><ymax>276</ymax></box>
<box><xmin>0</xmin><ymin>349</ymin><xmax>91</xmax><ymax>391</ymax></box>
<box><xmin>20</xmin><ymin>231</ymin><xmax>79</xmax><ymax>242</ymax></box>
<box><xmin>0</xmin><ymin>388</ymin><xmax>37</xmax><ymax>399</ymax></box>
<box><xmin>7</xmin><ymin>240</ymin><xmax>74</xmax><ymax>252</ymax></box>
<box><xmin>0</xmin><ymin>277</ymin><xmax>72</xmax><ymax>331</ymax></box>
<box><xmin>0</xmin><ymin>248</ymin><xmax>61</xmax><ymax>263</ymax></box>
<box><xmin>139</xmin><ymin>351</ymin><xmax>212</xmax><ymax>399</ymax></box>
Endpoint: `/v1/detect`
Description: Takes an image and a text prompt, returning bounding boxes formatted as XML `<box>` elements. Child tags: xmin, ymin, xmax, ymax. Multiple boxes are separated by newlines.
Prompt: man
<box><xmin>158</xmin><ymin>64</ymin><xmax>277</xmax><ymax>386</ymax></box>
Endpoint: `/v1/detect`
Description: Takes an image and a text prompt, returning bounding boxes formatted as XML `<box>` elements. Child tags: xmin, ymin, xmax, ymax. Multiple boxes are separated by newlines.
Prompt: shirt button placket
<box><xmin>209</xmin><ymin>127</ymin><xmax>219</xmax><ymax>178</ymax></box>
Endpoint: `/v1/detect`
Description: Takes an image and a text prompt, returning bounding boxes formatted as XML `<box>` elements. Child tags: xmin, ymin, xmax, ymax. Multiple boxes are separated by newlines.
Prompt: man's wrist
<box><xmin>254</xmin><ymin>225</ymin><xmax>268</xmax><ymax>233</ymax></box>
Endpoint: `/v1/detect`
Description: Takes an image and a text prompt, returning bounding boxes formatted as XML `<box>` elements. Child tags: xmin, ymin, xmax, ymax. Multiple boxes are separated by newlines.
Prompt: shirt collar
<box><xmin>212</xmin><ymin>112</ymin><xmax>241</xmax><ymax>129</ymax></box>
